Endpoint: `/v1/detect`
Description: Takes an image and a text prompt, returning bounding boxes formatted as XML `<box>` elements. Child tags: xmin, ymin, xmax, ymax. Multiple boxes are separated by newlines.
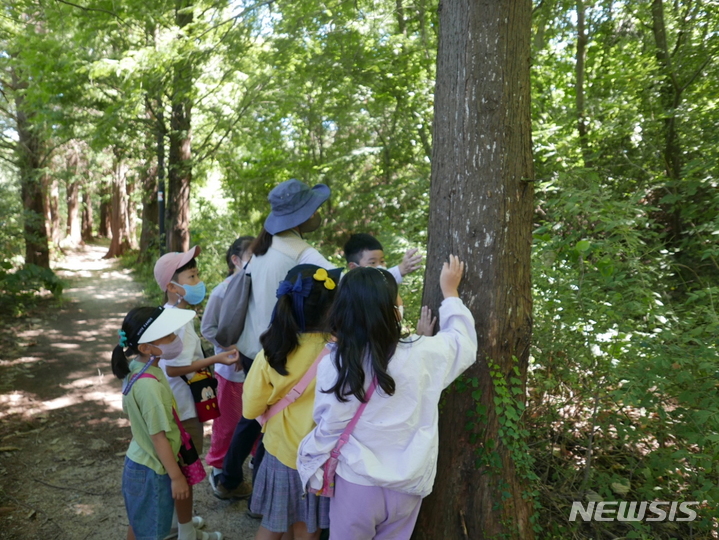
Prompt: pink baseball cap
<box><xmin>153</xmin><ymin>246</ymin><xmax>201</xmax><ymax>291</ymax></box>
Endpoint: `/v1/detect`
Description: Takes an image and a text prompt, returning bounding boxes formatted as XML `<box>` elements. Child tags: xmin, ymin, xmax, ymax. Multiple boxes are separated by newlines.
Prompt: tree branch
<box><xmin>194</xmin><ymin>0</ymin><xmax>276</xmax><ymax>40</ymax></box>
<box><xmin>680</xmin><ymin>55</ymin><xmax>713</xmax><ymax>93</ymax></box>
<box><xmin>53</xmin><ymin>0</ymin><xmax>127</xmax><ymax>24</ymax></box>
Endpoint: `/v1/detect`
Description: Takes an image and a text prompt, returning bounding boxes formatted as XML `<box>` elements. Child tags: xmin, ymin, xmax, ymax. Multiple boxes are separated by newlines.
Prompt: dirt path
<box><xmin>0</xmin><ymin>245</ymin><xmax>259</xmax><ymax>540</ymax></box>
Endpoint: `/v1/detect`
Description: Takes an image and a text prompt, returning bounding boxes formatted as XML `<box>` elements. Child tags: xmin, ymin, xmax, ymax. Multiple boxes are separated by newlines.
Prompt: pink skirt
<box><xmin>204</xmin><ymin>374</ymin><xmax>243</xmax><ymax>469</ymax></box>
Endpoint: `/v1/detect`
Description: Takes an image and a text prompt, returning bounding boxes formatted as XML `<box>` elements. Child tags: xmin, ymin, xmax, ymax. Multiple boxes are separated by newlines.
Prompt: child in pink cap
<box><xmin>153</xmin><ymin>246</ymin><xmax>240</xmax><ymax>540</ymax></box>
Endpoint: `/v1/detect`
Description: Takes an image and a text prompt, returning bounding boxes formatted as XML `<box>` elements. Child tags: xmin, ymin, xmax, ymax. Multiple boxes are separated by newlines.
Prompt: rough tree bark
<box><xmin>166</xmin><ymin>0</ymin><xmax>194</xmax><ymax>253</ymax></box>
<box><xmin>12</xmin><ymin>66</ymin><xmax>50</xmax><ymax>268</ymax></box>
<box><xmin>413</xmin><ymin>0</ymin><xmax>535</xmax><ymax>538</ymax></box>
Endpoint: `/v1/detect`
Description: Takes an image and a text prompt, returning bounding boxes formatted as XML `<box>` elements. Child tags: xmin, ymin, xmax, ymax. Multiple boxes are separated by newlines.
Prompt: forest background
<box><xmin>1</xmin><ymin>0</ymin><xmax>718</xmax><ymax>538</ymax></box>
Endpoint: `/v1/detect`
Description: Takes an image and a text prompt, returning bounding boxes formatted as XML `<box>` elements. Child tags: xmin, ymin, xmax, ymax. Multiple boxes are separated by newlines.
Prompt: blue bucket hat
<box><xmin>264</xmin><ymin>179</ymin><xmax>331</xmax><ymax>235</ymax></box>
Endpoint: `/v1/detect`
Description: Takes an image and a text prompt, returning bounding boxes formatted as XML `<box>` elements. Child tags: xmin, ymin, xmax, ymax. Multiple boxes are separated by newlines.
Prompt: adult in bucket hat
<box><xmin>209</xmin><ymin>178</ymin><xmax>338</xmax><ymax>505</ymax></box>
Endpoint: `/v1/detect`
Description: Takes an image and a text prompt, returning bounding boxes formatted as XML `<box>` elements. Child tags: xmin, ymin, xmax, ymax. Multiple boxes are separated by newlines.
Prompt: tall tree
<box><xmin>166</xmin><ymin>0</ymin><xmax>194</xmax><ymax>252</ymax></box>
<box><xmin>414</xmin><ymin>0</ymin><xmax>535</xmax><ymax>537</ymax></box>
<box><xmin>63</xmin><ymin>140</ymin><xmax>85</xmax><ymax>246</ymax></box>
<box><xmin>11</xmin><ymin>63</ymin><xmax>50</xmax><ymax>268</ymax></box>
<box><xmin>104</xmin><ymin>147</ymin><xmax>133</xmax><ymax>258</ymax></box>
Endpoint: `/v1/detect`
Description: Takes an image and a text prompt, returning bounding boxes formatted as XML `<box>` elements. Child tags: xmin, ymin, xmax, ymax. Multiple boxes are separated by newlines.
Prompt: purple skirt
<box><xmin>250</xmin><ymin>451</ymin><xmax>330</xmax><ymax>533</ymax></box>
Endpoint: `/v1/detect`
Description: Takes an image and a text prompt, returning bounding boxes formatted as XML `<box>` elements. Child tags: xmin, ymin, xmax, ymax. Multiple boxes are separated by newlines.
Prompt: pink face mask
<box><xmin>156</xmin><ymin>334</ymin><xmax>184</xmax><ymax>360</ymax></box>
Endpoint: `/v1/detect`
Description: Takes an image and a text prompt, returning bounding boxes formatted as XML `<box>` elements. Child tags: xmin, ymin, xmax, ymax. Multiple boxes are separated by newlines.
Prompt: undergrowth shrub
<box><xmin>0</xmin><ymin>263</ymin><xmax>64</xmax><ymax>316</ymax></box>
<box><xmin>529</xmin><ymin>174</ymin><xmax>719</xmax><ymax>539</ymax></box>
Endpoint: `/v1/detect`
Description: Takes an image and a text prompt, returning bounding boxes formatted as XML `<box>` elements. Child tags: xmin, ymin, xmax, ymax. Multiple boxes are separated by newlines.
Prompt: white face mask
<box><xmin>156</xmin><ymin>334</ymin><xmax>184</xmax><ymax>360</ymax></box>
<box><xmin>377</xmin><ymin>265</ymin><xmax>387</xmax><ymax>270</ymax></box>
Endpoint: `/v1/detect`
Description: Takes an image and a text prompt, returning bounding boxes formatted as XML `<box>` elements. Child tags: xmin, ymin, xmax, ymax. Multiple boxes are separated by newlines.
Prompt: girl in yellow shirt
<box><xmin>242</xmin><ymin>264</ymin><xmax>341</xmax><ymax>540</ymax></box>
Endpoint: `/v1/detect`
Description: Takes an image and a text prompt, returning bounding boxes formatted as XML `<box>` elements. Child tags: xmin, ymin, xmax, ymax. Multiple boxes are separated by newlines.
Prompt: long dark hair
<box><xmin>324</xmin><ymin>267</ymin><xmax>400</xmax><ymax>403</ymax></box>
<box><xmin>225</xmin><ymin>235</ymin><xmax>254</xmax><ymax>277</ymax></box>
<box><xmin>111</xmin><ymin>307</ymin><xmax>157</xmax><ymax>379</ymax></box>
<box><xmin>250</xmin><ymin>227</ymin><xmax>273</xmax><ymax>257</ymax></box>
<box><xmin>259</xmin><ymin>265</ymin><xmax>340</xmax><ymax>375</ymax></box>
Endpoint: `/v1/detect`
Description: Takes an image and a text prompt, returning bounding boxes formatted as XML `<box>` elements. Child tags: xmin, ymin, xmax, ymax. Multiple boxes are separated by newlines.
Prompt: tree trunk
<box><xmin>43</xmin><ymin>175</ymin><xmax>62</xmax><ymax>248</ymax></box>
<box><xmin>125</xmin><ymin>174</ymin><xmax>138</xmax><ymax>249</ymax></box>
<box><xmin>66</xmin><ymin>178</ymin><xmax>82</xmax><ymax>245</ymax></box>
<box><xmin>651</xmin><ymin>0</ymin><xmax>682</xmax><ymax>182</ymax></box>
<box><xmin>138</xmin><ymin>160</ymin><xmax>160</xmax><ymax>263</ymax></box>
<box><xmin>413</xmin><ymin>0</ymin><xmax>535</xmax><ymax>538</ymax></box>
<box><xmin>99</xmin><ymin>190</ymin><xmax>111</xmax><ymax>239</ymax></box>
<box><xmin>81</xmin><ymin>185</ymin><xmax>94</xmax><ymax>242</ymax></box>
<box><xmin>166</xmin><ymin>0</ymin><xmax>194</xmax><ymax>253</ymax></box>
<box><xmin>576</xmin><ymin>0</ymin><xmax>592</xmax><ymax>168</ymax></box>
<box><xmin>13</xmin><ymin>70</ymin><xmax>50</xmax><ymax>267</ymax></box>
<box><xmin>651</xmin><ymin>0</ymin><xmax>683</xmax><ymax>242</ymax></box>
<box><xmin>104</xmin><ymin>151</ymin><xmax>132</xmax><ymax>258</ymax></box>
<box><xmin>65</xmin><ymin>143</ymin><xmax>83</xmax><ymax>246</ymax></box>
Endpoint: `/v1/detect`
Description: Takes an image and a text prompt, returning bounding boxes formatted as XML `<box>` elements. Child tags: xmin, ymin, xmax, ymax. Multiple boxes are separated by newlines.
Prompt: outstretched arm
<box><xmin>398</xmin><ymin>248</ymin><xmax>423</xmax><ymax>276</ymax></box>
<box><xmin>165</xmin><ymin>349</ymin><xmax>238</xmax><ymax>378</ymax></box>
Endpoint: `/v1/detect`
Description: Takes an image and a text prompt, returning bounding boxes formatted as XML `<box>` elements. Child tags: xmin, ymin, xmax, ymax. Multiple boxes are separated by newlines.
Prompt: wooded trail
<box><xmin>0</xmin><ymin>245</ymin><xmax>258</xmax><ymax>539</ymax></box>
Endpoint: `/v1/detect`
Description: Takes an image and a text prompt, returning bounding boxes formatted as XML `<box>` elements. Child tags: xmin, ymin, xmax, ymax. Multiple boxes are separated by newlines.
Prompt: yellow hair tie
<box><xmin>313</xmin><ymin>268</ymin><xmax>336</xmax><ymax>290</ymax></box>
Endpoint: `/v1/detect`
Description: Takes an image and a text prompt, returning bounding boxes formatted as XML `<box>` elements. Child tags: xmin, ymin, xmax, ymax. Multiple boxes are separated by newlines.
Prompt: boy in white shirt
<box><xmin>343</xmin><ymin>233</ymin><xmax>422</xmax><ymax>284</ymax></box>
<box><xmin>344</xmin><ymin>233</ymin><xmax>437</xmax><ymax>336</ymax></box>
<box><xmin>153</xmin><ymin>246</ymin><xmax>240</xmax><ymax>540</ymax></box>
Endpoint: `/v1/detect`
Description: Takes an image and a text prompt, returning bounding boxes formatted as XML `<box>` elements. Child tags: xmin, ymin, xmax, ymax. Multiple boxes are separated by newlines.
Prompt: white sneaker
<box><xmin>164</xmin><ymin>516</ymin><xmax>206</xmax><ymax>539</ymax></box>
<box><xmin>196</xmin><ymin>532</ymin><xmax>222</xmax><ymax>540</ymax></box>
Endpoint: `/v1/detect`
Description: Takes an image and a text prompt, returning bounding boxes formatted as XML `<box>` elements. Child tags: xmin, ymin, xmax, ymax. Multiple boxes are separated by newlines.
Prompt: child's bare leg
<box><xmin>291</xmin><ymin>522</ymin><xmax>320</xmax><ymax>540</ymax></box>
<box><xmin>254</xmin><ymin>526</ymin><xmax>285</xmax><ymax>540</ymax></box>
<box><xmin>175</xmin><ymin>485</ymin><xmax>193</xmax><ymax>539</ymax></box>
<box><xmin>126</xmin><ymin>526</ymin><xmax>135</xmax><ymax>540</ymax></box>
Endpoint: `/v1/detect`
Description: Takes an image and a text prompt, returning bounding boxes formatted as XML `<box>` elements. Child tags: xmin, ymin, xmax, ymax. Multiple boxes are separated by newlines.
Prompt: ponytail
<box><xmin>260</xmin><ymin>295</ymin><xmax>300</xmax><ymax>375</ymax></box>
<box><xmin>112</xmin><ymin>306</ymin><xmax>157</xmax><ymax>379</ymax></box>
<box><xmin>260</xmin><ymin>264</ymin><xmax>339</xmax><ymax>376</ymax></box>
<box><xmin>111</xmin><ymin>345</ymin><xmax>131</xmax><ymax>379</ymax></box>
<box><xmin>249</xmin><ymin>228</ymin><xmax>273</xmax><ymax>257</ymax></box>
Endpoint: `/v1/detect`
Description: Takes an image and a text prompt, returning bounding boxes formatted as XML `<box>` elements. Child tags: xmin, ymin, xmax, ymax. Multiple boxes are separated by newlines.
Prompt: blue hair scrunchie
<box><xmin>117</xmin><ymin>329</ymin><xmax>128</xmax><ymax>348</ymax></box>
<box><xmin>273</xmin><ymin>275</ymin><xmax>314</xmax><ymax>331</ymax></box>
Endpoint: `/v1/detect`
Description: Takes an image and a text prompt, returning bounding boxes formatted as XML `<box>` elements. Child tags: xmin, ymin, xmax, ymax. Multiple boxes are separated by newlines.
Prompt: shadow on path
<box><xmin>0</xmin><ymin>245</ymin><xmax>258</xmax><ymax>539</ymax></box>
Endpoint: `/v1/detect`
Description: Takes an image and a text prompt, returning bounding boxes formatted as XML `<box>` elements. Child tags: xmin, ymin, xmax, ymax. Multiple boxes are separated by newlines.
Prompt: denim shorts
<box><xmin>122</xmin><ymin>457</ymin><xmax>174</xmax><ymax>540</ymax></box>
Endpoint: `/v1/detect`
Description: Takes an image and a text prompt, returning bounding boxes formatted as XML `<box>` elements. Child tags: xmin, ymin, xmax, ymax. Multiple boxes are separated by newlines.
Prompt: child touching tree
<box><xmin>344</xmin><ymin>233</ymin><xmax>436</xmax><ymax>336</ymax></box>
<box><xmin>343</xmin><ymin>233</ymin><xmax>422</xmax><ymax>284</ymax></box>
<box><xmin>298</xmin><ymin>256</ymin><xmax>477</xmax><ymax>540</ymax></box>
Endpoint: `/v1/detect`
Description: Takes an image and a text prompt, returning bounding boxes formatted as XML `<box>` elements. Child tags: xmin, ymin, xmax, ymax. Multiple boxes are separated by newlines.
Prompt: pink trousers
<box><xmin>204</xmin><ymin>374</ymin><xmax>243</xmax><ymax>469</ymax></box>
<box><xmin>329</xmin><ymin>475</ymin><xmax>422</xmax><ymax>540</ymax></box>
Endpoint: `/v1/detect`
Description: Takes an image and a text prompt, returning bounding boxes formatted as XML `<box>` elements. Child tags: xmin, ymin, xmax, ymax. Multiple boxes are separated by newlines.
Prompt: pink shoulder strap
<box><xmin>257</xmin><ymin>346</ymin><xmax>331</xmax><ymax>427</ymax></box>
<box><xmin>331</xmin><ymin>377</ymin><xmax>378</xmax><ymax>458</ymax></box>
